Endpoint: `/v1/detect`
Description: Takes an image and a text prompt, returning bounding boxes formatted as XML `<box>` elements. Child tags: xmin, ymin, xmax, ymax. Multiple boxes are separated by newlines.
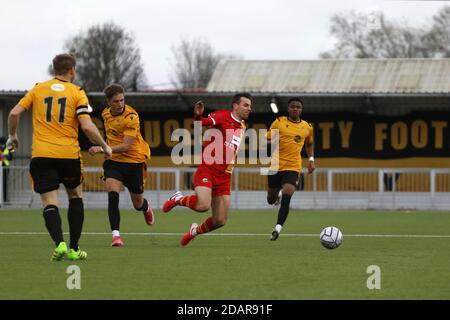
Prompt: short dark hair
<box><xmin>52</xmin><ymin>54</ymin><xmax>76</xmax><ymax>75</ymax></box>
<box><xmin>103</xmin><ymin>84</ymin><xmax>125</xmax><ymax>100</ymax></box>
<box><xmin>231</xmin><ymin>92</ymin><xmax>252</xmax><ymax>107</ymax></box>
<box><xmin>288</xmin><ymin>97</ymin><xmax>304</xmax><ymax>106</ymax></box>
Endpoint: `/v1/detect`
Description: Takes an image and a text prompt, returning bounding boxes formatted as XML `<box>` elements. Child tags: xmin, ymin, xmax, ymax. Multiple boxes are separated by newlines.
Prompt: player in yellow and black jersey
<box><xmin>7</xmin><ymin>53</ymin><xmax>112</xmax><ymax>261</ymax></box>
<box><xmin>88</xmin><ymin>84</ymin><xmax>153</xmax><ymax>247</ymax></box>
<box><xmin>265</xmin><ymin>98</ymin><xmax>315</xmax><ymax>241</ymax></box>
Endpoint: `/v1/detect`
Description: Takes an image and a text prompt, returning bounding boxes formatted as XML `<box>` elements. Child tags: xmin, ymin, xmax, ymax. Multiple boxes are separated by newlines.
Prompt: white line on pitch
<box><xmin>0</xmin><ymin>231</ymin><xmax>450</xmax><ymax>238</ymax></box>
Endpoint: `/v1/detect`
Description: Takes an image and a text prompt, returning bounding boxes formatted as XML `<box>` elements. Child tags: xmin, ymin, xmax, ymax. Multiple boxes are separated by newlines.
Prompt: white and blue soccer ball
<box><xmin>320</xmin><ymin>226</ymin><xmax>343</xmax><ymax>249</ymax></box>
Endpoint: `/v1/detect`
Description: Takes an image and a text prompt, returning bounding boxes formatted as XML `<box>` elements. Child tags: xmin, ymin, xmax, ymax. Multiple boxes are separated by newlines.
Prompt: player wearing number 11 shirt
<box><xmin>163</xmin><ymin>93</ymin><xmax>252</xmax><ymax>246</ymax></box>
<box><xmin>7</xmin><ymin>53</ymin><xmax>111</xmax><ymax>261</ymax></box>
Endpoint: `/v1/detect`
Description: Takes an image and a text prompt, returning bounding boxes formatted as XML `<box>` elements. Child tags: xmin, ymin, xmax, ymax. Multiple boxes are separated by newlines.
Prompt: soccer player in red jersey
<box><xmin>163</xmin><ymin>93</ymin><xmax>252</xmax><ymax>246</ymax></box>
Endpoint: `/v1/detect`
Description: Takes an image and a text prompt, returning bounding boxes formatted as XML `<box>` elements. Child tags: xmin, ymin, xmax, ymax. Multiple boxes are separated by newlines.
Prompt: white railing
<box><xmin>1</xmin><ymin>166</ymin><xmax>450</xmax><ymax>210</ymax></box>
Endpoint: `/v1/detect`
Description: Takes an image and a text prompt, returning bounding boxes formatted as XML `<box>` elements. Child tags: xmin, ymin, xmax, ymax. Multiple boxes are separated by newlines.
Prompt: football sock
<box><xmin>277</xmin><ymin>194</ymin><xmax>292</xmax><ymax>226</ymax></box>
<box><xmin>275</xmin><ymin>224</ymin><xmax>282</xmax><ymax>233</ymax></box>
<box><xmin>68</xmin><ymin>198</ymin><xmax>84</xmax><ymax>251</ymax></box>
<box><xmin>43</xmin><ymin>205</ymin><xmax>64</xmax><ymax>246</ymax></box>
<box><xmin>112</xmin><ymin>230</ymin><xmax>120</xmax><ymax>238</ymax></box>
<box><xmin>137</xmin><ymin>198</ymin><xmax>149</xmax><ymax>213</ymax></box>
<box><xmin>178</xmin><ymin>195</ymin><xmax>199</xmax><ymax>211</ymax></box>
<box><xmin>196</xmin><ymin>216</ymin><xmax>215</xmax><ymax>235</ymax></box>
<box><xmin>108</xmin><ymin>191</ymin><xmax>120</xmax><ymax>231</ymax></box>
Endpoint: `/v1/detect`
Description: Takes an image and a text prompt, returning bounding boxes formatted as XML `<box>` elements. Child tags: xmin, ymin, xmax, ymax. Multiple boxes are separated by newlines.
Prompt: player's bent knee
<box><xmin>196</xmin><ymin>203</ymin><xmax>210</xmax><ymax>212</ymax></box>
<box><xmin>267</xmin><ymin>197</ymin><xmax>276</xmax><ymax>205</ymax></box>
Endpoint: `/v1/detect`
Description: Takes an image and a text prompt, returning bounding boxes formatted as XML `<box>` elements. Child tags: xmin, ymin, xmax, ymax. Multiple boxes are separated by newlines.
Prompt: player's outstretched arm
<box><xmin>193</xmin><ymin>100</ymin><xmax>215</xmax><ymax>126</ymax></box>
<box><xmin>194</xmin><ymin>100</ymin><xmax>205</xmax><ymax>119</ymax></box>
<box><xmin>88</xmin><ymin>146</ymin><xmax>104</xmax><ymax>156</ymax></box>
<box><xmin>305</xmin><ymin>141</ymin><xmax>315</xmax><ymax>174</ymax></box>
<box><xmin>7</xmin><ymin>104</ymin><xmax>26</xmax><ymax>152</ymax></box>
<box><xmin>101</xmin><ymin>136</ymin><xmax>135</xmax><ymax>155</ymax></box>
<box><xmin>79</xmin><ymin>117</ymin><xmax>112</xmax><ymax>159</ymax></box>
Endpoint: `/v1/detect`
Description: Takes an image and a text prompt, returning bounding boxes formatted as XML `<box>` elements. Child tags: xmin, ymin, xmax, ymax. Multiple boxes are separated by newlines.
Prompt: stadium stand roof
<box><xmin>1</xmin><ymin>58</ymin><xmax>449</xmax><ymax>117</ymax></box>
<box><xmin>206</xmin><ymin>59</ymin><xmax>450</xmax><ymax>94</ymax></box>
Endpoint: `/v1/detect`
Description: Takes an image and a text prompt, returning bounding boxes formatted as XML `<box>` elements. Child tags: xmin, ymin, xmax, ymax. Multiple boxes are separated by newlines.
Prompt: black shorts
<box><xmin>103</xmin><ymin>160</ymin><xmax>146</xmax><ymax>194</ymax></box>
<box><xmin>30</xmin><ymin>157</ymin><xmax>83</xmax><ymax>194</ymax></box>
<box><xmin>267</xmin><ymin>170</ymin><xmax>299</xmax><ymax>189</ymax></box>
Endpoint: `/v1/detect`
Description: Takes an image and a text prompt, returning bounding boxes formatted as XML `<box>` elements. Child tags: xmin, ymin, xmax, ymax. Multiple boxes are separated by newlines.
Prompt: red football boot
<box><xmin>162</xmin><ymin>191</ymin><xmax>183</xmax><ymax>213</ymax></box>
<box><xmin>111</xmin><ymin>236</ymin><xmax>124</xmax><ymax>247</ymax></box>
<box><xmin>144</xmin><ymin>202</ymin><xmax>155</xmax><ymax>225</ymax></box>
<box><xmin>180</xmin><ymin>223</ymin><xmax>198</xmax><ymax>246</ymax></box>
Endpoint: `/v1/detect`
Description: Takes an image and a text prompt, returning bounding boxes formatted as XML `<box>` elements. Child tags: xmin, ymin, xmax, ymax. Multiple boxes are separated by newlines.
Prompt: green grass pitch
<box><xmin>0</xmin><ymin>208</ymin><xmax>449</xmax><ymax>299</ymax></box>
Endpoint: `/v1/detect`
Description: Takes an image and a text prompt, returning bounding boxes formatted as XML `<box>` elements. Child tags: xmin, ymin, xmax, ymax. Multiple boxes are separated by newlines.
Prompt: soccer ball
<box><xmin>320</xmin><ymin>226</ymin><xmax>343</xmax><ymax>249</ymax></box>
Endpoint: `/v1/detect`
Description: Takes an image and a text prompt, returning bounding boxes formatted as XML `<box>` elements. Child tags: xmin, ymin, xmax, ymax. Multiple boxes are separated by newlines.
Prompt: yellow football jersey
<box><xmin>266</xmin><ymin>116</ymin><xmax>313</xmax><ymax>172</ymax></box>
<box><xmin>19</xmin><ymin>78</ymin><xmax>91</xmax><ymax>159</ymax></box>
<box><xmin>102</xmin><ymin>105</ymin><xmax>150</xmax><ymax>163</ymax></box>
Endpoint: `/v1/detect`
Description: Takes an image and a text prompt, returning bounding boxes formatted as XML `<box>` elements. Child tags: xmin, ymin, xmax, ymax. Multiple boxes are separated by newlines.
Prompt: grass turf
<box><xmin>0</xmin><ymin>208</ymin><xmax>449</xmax><ymax>299</ymax></box>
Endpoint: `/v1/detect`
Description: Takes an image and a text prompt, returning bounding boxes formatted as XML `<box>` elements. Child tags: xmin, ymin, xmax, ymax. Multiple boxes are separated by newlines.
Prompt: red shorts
<box><xmin>193</xmin><ymin>165</ymin><xmax>231</xmax><ymax>197</ymax></box>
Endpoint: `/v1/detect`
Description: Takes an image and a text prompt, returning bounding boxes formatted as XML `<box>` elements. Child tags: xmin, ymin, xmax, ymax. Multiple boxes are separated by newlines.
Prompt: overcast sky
<box><xmin>0</xmin><ymin>0</ymin><xmax>447</xmax><ymax>90</ymax></box>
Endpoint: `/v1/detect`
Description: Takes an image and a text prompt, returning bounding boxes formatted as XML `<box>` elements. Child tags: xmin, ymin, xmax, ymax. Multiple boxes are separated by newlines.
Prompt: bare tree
<box><xmin>63</xmin><ymin>21</ymin><xmax>147</xmax><ymax>91</ymax></box>
<box><xmin>320</xmin><ymin>6</ymin><xmax>449</xmax><ymax>59</ymax></box>
<box><xmin>424</xmin><ymin>6</ymin><xmax>450</xmax><ymax>57</ymax></box>
<box><xmin>170</xmin><ymin>38</ymin><xmax>241</xmax><ymax>89</ymax></box>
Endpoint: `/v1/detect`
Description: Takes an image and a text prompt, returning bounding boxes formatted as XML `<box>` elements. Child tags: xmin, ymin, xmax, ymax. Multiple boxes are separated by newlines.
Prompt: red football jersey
<box><xmin>196</xmin><ymin>110</ymin><xmax>246</xmax><ymax>174</ymax></box>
